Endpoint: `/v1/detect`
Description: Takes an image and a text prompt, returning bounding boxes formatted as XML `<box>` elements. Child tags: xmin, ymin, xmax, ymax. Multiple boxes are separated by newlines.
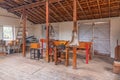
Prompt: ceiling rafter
<box><xmin>108</xmin><ymin>0</ymin><xmax>111</xmax><ymax>17</ymax></box>
<box><xmin>25</xmin><ymin>9</ymin><xmax>42</xmax><ymax>23</ymax></box>
<box><xmin>8</xmin><ymin>0</ymin><xmax>62</xmax><ymax>12</ymax></box>
<box><xmin>65</xmin><ymin>0</ymin><xmax>81</xmax><ymax>19</ymax></box>
<box><xmin>86</xmin><ymin>0</ymin><xmax>95</xmax><ymax>19</ymax></box>
<box><xmin>38</xmin><ymin>7</ymin><xmax>57</xmax><ymax>22</ymax></box>
<box><xmin>97</xmin><ymin>0</ymin><xmax>102</xmax><ymax>18</ymax></box>
<box><xmin>0</xmin><ymin>0</ymin><xmax>119</xmax><ymax>24</ymax></box>
<box><xmin>119</xmin><ymin>0</ymin><xmax>120</xmax><ymax>16</ymax></box>
<box><xmin>50</xmin><ymin>4</ymin><xmax>69</xmax><ymax>21</ymax></box>
<box><xmin>49</xmin><ymin>8</ymin><xmax>63</xmax><ymax>21</ymax></box>
<box><xmin>30</xmin><ymin>8</ymin><xmax>45</xmax><ymax>22</ymax></box>
<box><xmin>58</xmin><ymin>1</ymin><xmax>72</xmax><ymax>20</ymax></box>
<box><xmin>16</xmin><ymin>11</ymin><xmax>39</xmax><ymax>24</ymax></box>
<box><xmin>77</xmin><ymin>0</ymin><xmax>88</xmax><ymax>19</ymax></box>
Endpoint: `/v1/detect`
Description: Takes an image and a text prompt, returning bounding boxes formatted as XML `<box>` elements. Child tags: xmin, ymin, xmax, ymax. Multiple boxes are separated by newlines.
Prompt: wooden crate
<box><xmin>113</xmin><ymin>61</ymin><xmax>120</xmax><ymax>74</ymax></box>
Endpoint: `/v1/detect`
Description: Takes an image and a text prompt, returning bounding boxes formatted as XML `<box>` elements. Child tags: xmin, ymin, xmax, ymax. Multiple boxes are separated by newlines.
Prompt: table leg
<box><xmin>54</xmin><ymin>47</ymin><xmax>57</xmax><ymax>65</ymax></box>
<box><xmin>86</xmin><ymin>44</ymin><xmax>89</xmax><ymax>64</ymax></box>
<box><xmin>73</xmin><ymin>47</ymin><xmax>77</xmax><ymax>69</ymax></box>
<box><xmin>65</xmin><ymin>48</ymin><xmax>69</xmax><ymax>66</ymax></box>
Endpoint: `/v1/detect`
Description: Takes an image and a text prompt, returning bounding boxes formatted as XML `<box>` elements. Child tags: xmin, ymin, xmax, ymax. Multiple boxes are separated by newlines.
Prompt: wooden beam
<box><xmin>97</xmin><ymin>0</ymin><xmax>102</xmax><ymax>18</ymax></box>
<box><xmin>86</xmin><ymin>0</ymin><xmax>95</xmax><ymax>19</ymax></box>
<box><xmin>28</xmin><ymin>8</ymin><xmax>45</xmax><ymax>23</ymax></box>
<box><xmin>77</xmin><ymin>0</ymin><xmax>88</xmax><ymax>19</ymax></box>
<box><xmin>39</xmin><ymin>7</ymin><xmax>57</xmax><ymax>22</ymax></box>
<box><xmin>108</xmin><ymin>0</ymin><xmax>111</xmax><ymax>17</ymax></box>
<box><xmin>73</xmin><ymin>0</ymin><xmax>77</xmax><ymax>69</ymax></box>
<box><xmin>8</xmin><ymin>0</ymin><xmax>62</xmax><ymax>12</ymax></box>
<box><xmin>73</xmin><ymin>0</ymin><xmax>77</xmax><ymax>32</ymax></box>
<box><xmin>58</xmin><ymin>1</ymin><xmax>72</xmax><ymax>20</ymax></box>
<box><xmin>49</xmin><ymin>8</ymin><xmax>63</xmax><ymax>21</ymax></box>
<box><xmin>46</xmin><ymin>0</ymin><xmax>49</xmax><ymax>62</ymax></box>
<box><xmin>119</xmin><ymin>0</ymin><xmax>120</xmax><ymax>16</ymax></box>
<box><xmin>50</xmin><ymin>4</ymin><xmax>69</xmax><ymax>21</ymax></box>
<box><xmin>22</xmin><ymin>7</ymin><xmax>26</xmax><ymax>57</ymax></box>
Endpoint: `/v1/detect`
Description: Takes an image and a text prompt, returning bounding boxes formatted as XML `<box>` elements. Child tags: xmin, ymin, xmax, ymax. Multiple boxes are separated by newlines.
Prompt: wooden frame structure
<box><xmin>22</xmin><ymin>7</ymin><xmax>26</xmax><ymax>57</ymax></box>
<box><xmin>0</xmin><ymin>0</ymin><xmax>119</xmax><ymax>24</ymax></box>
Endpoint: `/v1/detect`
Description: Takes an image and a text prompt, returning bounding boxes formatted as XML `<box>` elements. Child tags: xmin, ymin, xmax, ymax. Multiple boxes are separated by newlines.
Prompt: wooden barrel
<box><xmin>113</xmin><ymin>61</ymin><xmax>120</xmax><ymax>74</ymax></box>
<box><xmin>115</xmin><ymin>46</ymin><xmax>120</xmax><ymax>61</ymax></box>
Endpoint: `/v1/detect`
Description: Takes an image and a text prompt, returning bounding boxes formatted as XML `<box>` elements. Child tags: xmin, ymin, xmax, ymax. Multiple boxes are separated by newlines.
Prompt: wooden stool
<box><xmin>30</xmin><ymin>48</ymin><xmax>41</xmax><ymax>60</ymax></box>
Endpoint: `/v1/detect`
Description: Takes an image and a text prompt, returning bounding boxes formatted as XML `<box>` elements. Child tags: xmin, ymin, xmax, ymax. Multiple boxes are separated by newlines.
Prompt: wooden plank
<box><xmin>108</xmin><ymin>0</ymin><xmax>111</xmax><ymax>17</ymax></box>
<box><xmin>72</xmin><ymin>0</ymin><xmax>77</xmax><ymax>69</ymax></box>
<box><xmin>77</xmin><ymin>0</ymin><xmax>88</xmax><ymax>19</ymax></box>
<box><xmin>50</xmin><ymin>4</ymin><xmax>69</xmax><ymax>21</ymax></box>
<box><xmin>97</xmin><ymin>0</ymin><xmax>102</xmax><ymax>18</ymax></box>
<box><xmin>22</xmin><ymin>7</ymin><xmax>26</xmax><ymax>57</ymax></box>
<box><xmin>86</xmin><ymin>0</ymin><xmax>95</xmax><ymax>19</ymax></box>
<box><xmin>8</xmin><ymin>0</ymin><xmax>62</xmax><ymax>12</ymax></box>
<box><xmin>73</xmin><ymin>0</ymin><xmax>77</xmax><ymax>31</ymax></box>
<box><xmin>58</xmin><ymin>1</ymin><xmax>72</xmax><ymax>20</ymax></box>
<box><xmin>46</xmin><ymin>0</ymin><xmax>49</xmax><ymax>62</ymax></box>
<box><xmin>73</xmin><ymin>47</ymin><xmax>77</xmax><ymax>69</ymax></box>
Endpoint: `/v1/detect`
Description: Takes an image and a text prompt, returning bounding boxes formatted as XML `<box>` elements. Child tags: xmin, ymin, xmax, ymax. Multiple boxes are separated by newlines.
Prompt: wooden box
<box><xmin>113</xmin><ymin>61</ymin><xmax>120</xmax><ymax>74</ymax></box>
<box><xmin>30</xmin><ymin>43</ymin><xmax>40</xmax><ymax>49</ymax></box>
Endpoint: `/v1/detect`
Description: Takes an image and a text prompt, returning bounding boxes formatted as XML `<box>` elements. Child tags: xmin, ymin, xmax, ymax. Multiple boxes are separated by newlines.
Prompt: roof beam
<box><xmin>119</xmin><ymin>0</ymin><xmax>120</xmax><ymax>16</ymax></box>
<box><xmin>8</xmin><ymin>0</ymin><xmax>62</xmax><ymax>12</ymax></box>
<box><xmin>58</xmin><ymin>1</ymin><xmax>72</xmax><ymax>20</ymax></box>
<box><xmin>97</xmin><ymin>0</ymin><xmax>102</xmax><ymax>18</ymax></box>
<box><xmin>50</xmin><ymin>4</ymin><xmax>69</xmax><ymax>21</ymax></box>
<box><xmin>86</xmin><ymin>0</ymin><xmax>95</xmax><ymax>19</ymax></box>
<box><xmin>77</xmin><ymin>0</ymin><xmax>87</xmax><ymax>19</ymax></box>
<box><xmin>108</xmin><ymin>0</ymin><xmax>111</xmax><ymax>17</ymax></box>
<box><xmin>38</xmin><ymin>7</ymin><xmax>57</xmax><ymax>22</ymax></box>
<box><xmin>49</xmin><ymin>8</ymin><xmax>63</xmax><ymax>21</ymax></box>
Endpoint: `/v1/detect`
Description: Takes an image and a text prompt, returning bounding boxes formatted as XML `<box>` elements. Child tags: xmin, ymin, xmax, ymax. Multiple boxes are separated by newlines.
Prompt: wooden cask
<box><xmin>113</xmin><ymin>61</ymin><xmax>120</xmax><ymax>74</ymax></box>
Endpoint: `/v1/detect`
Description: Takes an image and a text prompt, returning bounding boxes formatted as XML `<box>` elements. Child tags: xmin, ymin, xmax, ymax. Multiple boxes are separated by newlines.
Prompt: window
<box><xmin>3</xmin><ymin>26</ymin><xmax>14</xmax><ymax>40</ymax></box>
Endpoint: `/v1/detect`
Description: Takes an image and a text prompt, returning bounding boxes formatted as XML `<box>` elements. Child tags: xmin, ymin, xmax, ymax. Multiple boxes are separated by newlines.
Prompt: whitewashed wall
<box><xmin>110</xmin><ymin>17</ymin><xmax>120</xmax><ymax>58</ymax></box>
<box><xmin>59</xmin><ymin>22</ymin><xmax>73</xmax><ymax>40</ymax></box>
<box><xmin>0</xmin><ymin>7</ymin><xmax>34</xmax><ymax>40</ymax></box>
<box><xmin>33</xmin><ymin>24</ymin><xmax>42</xmax><ymax>40</ymax></box>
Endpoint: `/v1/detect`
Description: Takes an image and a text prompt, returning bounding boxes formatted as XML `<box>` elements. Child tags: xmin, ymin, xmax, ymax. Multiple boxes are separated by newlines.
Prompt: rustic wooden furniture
<box><xmin>115</xmin><ymin>40</ymin><xmax>120</xmax><ymax>61</ymax></box>
<box><xmin>30</xmin><ymin>43</ymin><xmax>41</xmax><ymax>60</ymax></box>
<box><xmin>54</xmin><ymin>40</ymin><xmax>69</xmax><ymax>65</ymax></box>
<box><xmin>40</xmin><ymin>39</ymin><xmax>55</xmax><ymax>61</ymax></box>
<box><xmin>65</xmin><ymin>42</ymin><xmax>92</xmax><ymax>69</ymax></box>
<box><xmin>113</xmin><ymin>61</ymin><xmax>120</xmax><ymax>74</ymax></box>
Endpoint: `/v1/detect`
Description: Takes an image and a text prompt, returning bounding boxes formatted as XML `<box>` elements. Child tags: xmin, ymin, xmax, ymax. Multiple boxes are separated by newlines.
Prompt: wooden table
<box><xmin>66</xmin><ymin>43</ymin><xmax>91</xmax><ymax>69</ymax></box>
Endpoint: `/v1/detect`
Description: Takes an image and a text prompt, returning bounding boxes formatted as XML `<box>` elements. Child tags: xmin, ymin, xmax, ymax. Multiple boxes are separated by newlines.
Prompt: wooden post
<box><xmin>73</xmin><ymin>0</ymin><xmax>77</xmax><ymax>32</ymax></box>
<box><xmin>46</xmin><ymin>0</ymin><xmax>49</xmax><ymax>62</ymax></box>
<box><xmin>22</xmin><ymin>7</ymin><xmax>26</xmax><ymax>57</ymax></box>
<box><xmin>72</xmin><ymin>0</ymin><xmax>77</xmax><ymax>69</ymax></box>
<box><xmin>86</xmin><ymin>44</ymin><xmax>89</xmax><ymax>64</ymax></box>
<box><xmin>73</xmin><ymin>47</ymin><xmax>77</xmax><ymax>69</ymax></box>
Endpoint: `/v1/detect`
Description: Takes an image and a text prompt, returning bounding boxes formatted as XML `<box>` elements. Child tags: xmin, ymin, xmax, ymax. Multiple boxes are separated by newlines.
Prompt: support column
<box><xmin>46</xmin><ymin>0</ymin><xmax>49</xmax><ymax>62</ymax></box>
<box><xmin>22</xmin><ymin>7</ymin><xmax>26</xmax><ymax>57</ymax></box>
<box><xmin>73</xmin><ymin>0</ymin><xmax>77</xmax><ymax>69</ymax></box>
<box><xmin>73</xmin><ymin>0</ymin><xmax>77</xmax><ymax>32</ymax></box>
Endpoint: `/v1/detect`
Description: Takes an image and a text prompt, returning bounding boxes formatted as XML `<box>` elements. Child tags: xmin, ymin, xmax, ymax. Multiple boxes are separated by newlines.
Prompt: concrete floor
<box><xmin>0</xmin><ymin>53</ymin><xmax>119</xmax><ymax>80</ymax></box>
